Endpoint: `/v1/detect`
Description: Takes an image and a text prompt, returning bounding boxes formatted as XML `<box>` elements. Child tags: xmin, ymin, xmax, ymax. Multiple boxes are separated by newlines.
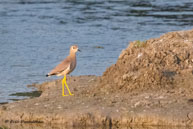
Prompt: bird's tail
<box><xmin>46</xmin><ymin>74</ymin><xmax>50</xmax><ymax>77</ymax></box>
<box><xmin>46</xmin><ymin>73</ymin><xmax>56</xmax><ymax>77</ymax></box>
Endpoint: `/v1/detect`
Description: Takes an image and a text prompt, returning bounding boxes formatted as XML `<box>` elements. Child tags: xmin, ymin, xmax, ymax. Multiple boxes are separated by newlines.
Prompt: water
<box><xmin>0</xmin><ymin>0</ymin><xmax>193</xmax><ymax>103</ymax></box>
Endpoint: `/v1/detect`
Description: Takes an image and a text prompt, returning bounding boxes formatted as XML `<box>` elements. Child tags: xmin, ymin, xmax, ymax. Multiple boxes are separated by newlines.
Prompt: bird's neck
<box><xmin>69</xmin><ymin>52</ymin><xmax>76</xmax><ymax>58</ymax></box>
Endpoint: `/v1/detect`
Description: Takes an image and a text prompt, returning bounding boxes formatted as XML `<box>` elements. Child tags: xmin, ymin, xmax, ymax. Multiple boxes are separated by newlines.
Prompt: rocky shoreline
<box><xmin>1</xmin><ymin>29</ymin><xmax>193</xmax><ymax>128</ymax></box>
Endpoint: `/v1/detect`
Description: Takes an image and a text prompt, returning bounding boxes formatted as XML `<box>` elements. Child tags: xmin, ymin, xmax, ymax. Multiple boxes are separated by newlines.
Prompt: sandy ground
<box><xmin>0</xmin><ymin>75</ymin><xmax>193</xmax><ymax>128</ymax></box>
<box><xmin>1</xmin><ymin>29</ymin><xmax>193</xmax><ymax>128</ymax></box>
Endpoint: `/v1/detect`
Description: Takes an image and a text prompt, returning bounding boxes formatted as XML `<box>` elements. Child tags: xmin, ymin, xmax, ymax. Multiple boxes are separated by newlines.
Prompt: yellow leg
<box><xmin>62</xmin><ymin>77</ymin><xmax>68</xmax><ymax>96</ymax></box>
<box><xmin>64</xmin><ymin>75</ymin><xmax>74</xmax><ymax>96</ymax></box>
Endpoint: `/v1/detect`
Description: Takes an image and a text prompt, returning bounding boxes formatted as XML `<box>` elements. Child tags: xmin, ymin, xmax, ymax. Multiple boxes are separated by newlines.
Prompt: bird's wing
<box><xmin>48</xmin><ymin>58</ymin><xmax>71</xmax><ymax>76</ymax></box>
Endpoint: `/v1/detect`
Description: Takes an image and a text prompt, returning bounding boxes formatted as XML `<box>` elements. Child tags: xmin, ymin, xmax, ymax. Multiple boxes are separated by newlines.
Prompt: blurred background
<box><xmin>0</xmin><ymin>0</ymin><xmax>192</xmax><ymax>102</ymax></box>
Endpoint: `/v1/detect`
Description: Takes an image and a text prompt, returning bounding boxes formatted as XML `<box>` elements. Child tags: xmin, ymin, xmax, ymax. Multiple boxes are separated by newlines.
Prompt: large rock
<box><xmin>100</xmin><ymin>29</ymin><xmax>193</xmax><ymax>93</ymax></box>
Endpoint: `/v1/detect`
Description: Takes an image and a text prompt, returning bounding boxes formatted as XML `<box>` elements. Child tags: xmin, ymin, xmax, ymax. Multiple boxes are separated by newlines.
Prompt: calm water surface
<box><xmin>0</xmin><ymin>0</ymin><xmax>193</xmax><ymax>102</ymax></box>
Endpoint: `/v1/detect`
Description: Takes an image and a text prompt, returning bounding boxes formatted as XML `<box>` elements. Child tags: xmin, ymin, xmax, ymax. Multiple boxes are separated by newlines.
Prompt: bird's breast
<box><xmin>69</xmin><ymin>56</ymin><xmax>76</xmax><ymax>73</ymax></box>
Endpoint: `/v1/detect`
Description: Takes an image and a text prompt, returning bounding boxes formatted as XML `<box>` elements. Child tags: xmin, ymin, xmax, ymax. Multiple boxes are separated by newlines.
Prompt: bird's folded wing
<box><xmin>49</xmin><ymin>59</ymin><xmax>71</xmax><ymax>75</ymax></box>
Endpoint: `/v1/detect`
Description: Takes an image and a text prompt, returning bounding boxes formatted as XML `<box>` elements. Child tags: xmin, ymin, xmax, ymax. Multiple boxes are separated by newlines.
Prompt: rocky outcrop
<box><xmin>100</xmin><ymin>29</ymin><xmax>193</xmax><ymax>94</ymax></box>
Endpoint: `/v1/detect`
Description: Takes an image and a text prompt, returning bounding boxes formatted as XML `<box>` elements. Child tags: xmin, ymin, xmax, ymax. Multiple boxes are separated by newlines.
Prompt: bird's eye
<box><xmin>73</xmin><ymin>46</ymin><xmax>77</xmax><ymax>49</ymax></box>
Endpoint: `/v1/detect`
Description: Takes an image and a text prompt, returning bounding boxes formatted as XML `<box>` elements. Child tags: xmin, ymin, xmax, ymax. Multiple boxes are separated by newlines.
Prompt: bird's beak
<box><xmin>78</xmin><ymin>49</ymin><xmax>81</xmax><ymax>52</ymax></box>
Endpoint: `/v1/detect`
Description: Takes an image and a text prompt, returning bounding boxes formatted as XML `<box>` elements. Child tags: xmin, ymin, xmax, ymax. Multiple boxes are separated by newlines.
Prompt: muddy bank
<box><xmin>1</xmin><ymin>29</ymin><xmax>193</xmax><ymax>127</ymax></box>
<box><xmin>1</xmin><ymin>75</ymin><xmax>193</xmax><ymax>127</ymax></box>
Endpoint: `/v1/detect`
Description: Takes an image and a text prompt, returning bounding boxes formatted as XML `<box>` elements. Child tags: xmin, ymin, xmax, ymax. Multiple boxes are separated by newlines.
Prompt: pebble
<box><xmin>57</xmin><ymin>105</ymin><xmax>62</xmax><ymax>109</ymax></box>
<box><xmin>34</xmin><ymin>103</ymin><xmax>39</xmax><ymax>106</ymax></box>
<box><xmin>134</xmin><ymin>102</ymin><xmax>141</xmax><ymax>107</ymax></box>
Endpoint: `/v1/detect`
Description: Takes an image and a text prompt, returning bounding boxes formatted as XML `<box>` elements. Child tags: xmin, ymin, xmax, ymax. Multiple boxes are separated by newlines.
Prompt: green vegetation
<box><xmin>0</xmin><ymin>126</ymin><xmax>10</xmax><ymax>129</ymax></box>
<box><xmin>9</xmin><ymin>91</ymin><xmax>42</xmax><ymax>98</ymax></box>
<box><xmin>134</xmin><ymin>40</ymin><xmax>147</xmax><ymax>48</ymax></box>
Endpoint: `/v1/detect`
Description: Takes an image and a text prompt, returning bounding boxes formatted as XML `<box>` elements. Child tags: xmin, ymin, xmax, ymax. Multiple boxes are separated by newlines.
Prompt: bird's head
<box><xmin>70</xmin><ymin>45</ymin><xmax>81</xmax><ymax>53</ymax></box>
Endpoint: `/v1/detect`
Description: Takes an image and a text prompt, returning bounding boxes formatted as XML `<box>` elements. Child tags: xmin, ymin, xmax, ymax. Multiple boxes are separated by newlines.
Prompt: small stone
<box><xmin>158</xmin><ymin>96</ymin><xmax>164</xmax><ymax>99</ymax></box>
<box><xmin>134</xmin><ymin>102</ymin><xmax>141</xmax><ymax>107</ymax></box>
<box><xmin>34</xmin><ymin>103</ymin><xmax>39</xmax><ymax>106</ymax></box>
<box><xmin>145</xmin><ymin>96</ymin><xmax>150</xmax><ymax>99</ymax></box>
<box><xmin>188</xmin><ymin>112</ymin><xmax>193</xmax><ymax>120</ymax></box>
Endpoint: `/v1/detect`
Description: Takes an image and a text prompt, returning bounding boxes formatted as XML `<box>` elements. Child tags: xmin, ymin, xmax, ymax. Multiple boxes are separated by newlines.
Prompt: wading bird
<box><xmin>46</xmin><ymin>45</ymin><xmax>80</xmax><ymax>96</ymax></box>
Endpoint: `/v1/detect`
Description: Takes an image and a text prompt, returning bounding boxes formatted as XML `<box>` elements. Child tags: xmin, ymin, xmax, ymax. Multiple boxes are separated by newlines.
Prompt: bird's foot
<box><xmin>69</xmin><ymin>93</ymin><xmax>74</xmax><ymax>96</ymax></box>
<box><xmin>62</xmin><ymin>94</ymin><xmax>69</xmax><ymax>97</ymax></box>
